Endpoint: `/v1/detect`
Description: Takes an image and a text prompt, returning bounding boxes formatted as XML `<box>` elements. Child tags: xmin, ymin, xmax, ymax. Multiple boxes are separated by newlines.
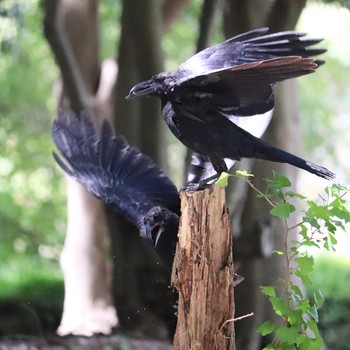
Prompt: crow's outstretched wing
<box><xmin>186</xmin><ymin>110</ymin><xmax>273</xmax><ymax>183</ymax></box>
<box><xmin>175</xmin><ymin>56</ymin><xmax>317</xmax><ymax>116</ymax></box>
<box><xmin>176</xmin><ymin>27</ymin><xmax>325</xmax><ymax>78</ymax></box>
<box><xmin>52</xmin><ymin>110</ymin><xmax>179</xmax><ymax>232</ymax></box>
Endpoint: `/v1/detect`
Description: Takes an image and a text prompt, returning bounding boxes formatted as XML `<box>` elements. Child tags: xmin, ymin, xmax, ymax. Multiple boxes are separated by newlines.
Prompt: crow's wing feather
<box><xmin>177</xmin><ymin>27</ymin><xmax>325</xmax><ymax>78</ymax></box>
<box><xmin>52</xmin><ymin>111</ymin><xmax>179</xmax><ymax>232</ymax></box>
<box><xmin>175</xmin><ymin>56</ymin><xmax>316</xmax><ymax>116</ymax></box>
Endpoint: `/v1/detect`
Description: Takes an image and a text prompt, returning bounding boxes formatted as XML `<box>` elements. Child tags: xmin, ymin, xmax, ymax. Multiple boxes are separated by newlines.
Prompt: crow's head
<box><xmin>144</xmin><ymin>206</ymin><xmax>179</xmax><ymax>270</ymax></box>
<box><xmin>143</xmin><ymin>206</ymin><xmax>179</xmax><ymax>247</ymax></box>
<box><xmin>126</xmin><ymin>72</ymin><xmax>175</xmax><ymax>99</ymax></box>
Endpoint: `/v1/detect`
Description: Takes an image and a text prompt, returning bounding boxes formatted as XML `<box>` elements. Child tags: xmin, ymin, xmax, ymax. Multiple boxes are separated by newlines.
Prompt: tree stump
<box><xmin>171</xmin><ymin>186</ymin><xmax>235</xmax><ymax>350</ymax></box>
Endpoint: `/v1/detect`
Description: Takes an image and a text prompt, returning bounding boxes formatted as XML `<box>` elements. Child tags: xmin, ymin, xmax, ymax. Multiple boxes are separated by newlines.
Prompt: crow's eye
<box><xmin>154</xmin><ymin>77</ymin><xmax>164</xmax><ymax>83</ymax></box>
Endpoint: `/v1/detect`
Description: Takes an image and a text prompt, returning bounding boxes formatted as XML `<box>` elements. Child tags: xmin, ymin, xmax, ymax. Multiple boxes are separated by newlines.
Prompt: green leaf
<box><xmin>307</xmin><ymin>320</ymin><xmax>321</xmax><ymax>338</ymax></box>
<box><xmin>258</xmin><ymin>321</ymin><xmax>278</xmax><ymax>336</ymax></box>
<box><xmin>307</xmin><ymin>304</ymin><xmax>319</xmax><ymax>322</ymax></box>
<box><xmin>215</xmin><ymin>172</ymin><xmax>231</xmax><ymax>187</ymax></box>
<box><xmin>329</xmin><ymin>232</ymin><xmax>337</xmax><ymax>245</ymax></box>
<box><xmin>262</xmin><ymin>345</ymin><xmax>275</xmax><ymax>350</ymax></box>
<box><xmin>306</xmin><ymin>201</ymin><xmax>330</xmax><ymax>221</ymax></box>
<box><xmin>272</xmin><ymin>249</ymin><xmax>284</xmax><ymax>255</ymax></box>
<box><xmin>275</xmin><ymin>324</ymin><xmax>299</xmax><ymax>344</ymax></box>
<box><xmin>291</xmin><ymin>285</ymin><xmax>303</xmax><ymax>297</ymax></box>
<box><xmin>295</xmin><ymin>256</ymin><xmax>314</xmax><ymax>285</ymax></box>
<box><xmin>284</xmin><ymin>190</ymin><xmax>306</xmax><ymax>200</ymax></box>
<box><xmin>300</xmin><ymin>240</ymin><xmax>320</xmax><ymax>248</ymax></box>
<box><xmin>296</xmin><ymin>321</ymin><xmax>323</xmax><ymax>350</ymax></box>
<box><xmin>260</xmin><ymin>285</ymin><xmax>276</xmax><ymax>297</ymax></box>
<box><xmin>270</xmin><ymin>203</ymin><xmax>295</xmax><ymax>218</ymax></box>
<box><xmin>235</xmin><ymin>170</ymin><xmax>254</xmax><ymax>178</ymax></box>
<box><xmin>313</xmin><ymin>289</ymin><xmax>324</xmax><ymax>309</ymax></box>
<box><xmin>271</xmin><ymin>171</ymin><xmax>292</xmax><ymax>188</ymax></box>
<box><xmin>269</xmin><ymin>297</ymin><xmax>302</xmax><ymax>324</ymax></box>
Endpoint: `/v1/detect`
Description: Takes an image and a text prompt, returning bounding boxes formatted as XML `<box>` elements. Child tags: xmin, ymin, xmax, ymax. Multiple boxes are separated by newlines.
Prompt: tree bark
<box><xmin>110</xmin><ymin>0</ymin><xmax>187</xmax><ymax>337</ymax></box>
<box><xmin>114</xmin><ymin>0</ymin><xmax>165</xmax><ymax>159</ymax></box>
<box><xmin>172</xmin><ymin>186</ymin><xmax>235</xmax><ymax>350</ymax></box>
<box><xmin>196</xmin><ymin>0</ymin><xmax>218</xmax><ymax>52</ymax></box>
<box><xmin>58</xmin><ymin>179</ymin><xmax>116</xmax><ymax>336</ymax></box>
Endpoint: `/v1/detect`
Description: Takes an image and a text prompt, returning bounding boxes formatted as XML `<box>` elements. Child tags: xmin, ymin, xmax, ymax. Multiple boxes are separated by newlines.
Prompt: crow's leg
<box><xmin>180</xmin><ymin>180</ymin><xmax>214</xmax><ymax>192</ymax></box>
<box><xmin>181</xmin><ymin>156</ymin><xmax>228</xmax><ymax>191</ymax></box>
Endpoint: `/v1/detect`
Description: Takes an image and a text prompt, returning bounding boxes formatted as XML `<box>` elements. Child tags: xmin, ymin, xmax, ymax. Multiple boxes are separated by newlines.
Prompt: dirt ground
<box><xmin>0</xmin><ymin>334</ymin><xmax>172</xmax><ymax>350</ymax></box>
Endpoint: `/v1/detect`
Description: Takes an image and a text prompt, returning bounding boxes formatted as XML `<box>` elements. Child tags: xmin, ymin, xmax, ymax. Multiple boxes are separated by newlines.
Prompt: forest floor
<box><xmin>0</xmin><ymin>334</ymin><xmax>172</xmax><ymax>350</ymax></box>
<box><xmin>0</xmin><ymin>282</ymin><xmax>173</xmax><ymax>349</ymax></box>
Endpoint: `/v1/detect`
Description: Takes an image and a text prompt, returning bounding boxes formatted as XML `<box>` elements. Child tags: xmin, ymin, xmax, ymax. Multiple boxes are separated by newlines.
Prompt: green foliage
<box><xmin>259</xmin><ymin>174</ymin><xmax>349</xmax><ymax>350</ymax></box>
<box><xmin>317</xmin><ymin>0</ymin><xmax>350</xmax><ymax>10</ymax></box>
<box><xmin>312</xmin><ymin>255</ymin><xmax>350</xmax><ymax>300</ymax></box>
<box><xmin>99</xmin><ymin>0</ymin><xmax>121</xmax><ymax>59</ymax></box>
<box><xmin>311</xmin><ymin>255</ymin><xmax>350</xmax><ymax>350</ymax></box>
<box><xmin>216</xmin><ymin>170</ymin><xmax>254</xmax><ymax>187</ymax></box>
<box><xmin>217</xmin><ymin>171</ymin><xmax>350</xmax><ymax>349</ymax></box>
<box><xmin>0</xmin><ymin>0</ymin><xmax>65</xmax><ymax>296</ymax></box>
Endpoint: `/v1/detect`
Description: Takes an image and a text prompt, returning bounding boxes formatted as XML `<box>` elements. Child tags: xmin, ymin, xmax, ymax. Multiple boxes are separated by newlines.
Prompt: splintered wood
<box><xmin>171</xmin><ymin>186</ymin><xmax>235</xmax><ymax>350</ymax></box>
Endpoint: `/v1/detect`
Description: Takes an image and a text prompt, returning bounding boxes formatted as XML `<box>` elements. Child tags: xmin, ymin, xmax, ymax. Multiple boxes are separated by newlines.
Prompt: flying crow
<box><xmin>52</xmin><ymin>109</ymin><xmax>180</xmax><ymax>271</ymax></box>
<box><xmin>127</xmin><ymin>27</ymin><xmax>335</xmax><ymax>183</ymax></box>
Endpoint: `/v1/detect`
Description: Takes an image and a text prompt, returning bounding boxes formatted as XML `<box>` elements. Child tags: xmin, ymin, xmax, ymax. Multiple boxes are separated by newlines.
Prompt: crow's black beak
<box><xmin>126</xmin><ymin>80</ymin><xmax>155</xmax><ymax>100</ymax></box>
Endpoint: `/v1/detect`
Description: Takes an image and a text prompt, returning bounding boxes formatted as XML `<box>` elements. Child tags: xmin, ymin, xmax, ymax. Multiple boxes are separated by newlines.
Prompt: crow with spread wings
<box><xmin>127</xmin><ymin>27</ymin><xmax>335</xmax><ymax>184</ymax></box>
<box><xmin>52</xmin><ymin>110</ymin><xmax>180</xmax><ymax>270</ymax></box>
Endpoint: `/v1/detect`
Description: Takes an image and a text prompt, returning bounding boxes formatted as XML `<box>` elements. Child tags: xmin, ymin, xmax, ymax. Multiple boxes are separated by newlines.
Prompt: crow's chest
<box><xmin>161</xmin><ymin>101</ymin><xmax>228</xmax><ymax>155</ymax></box>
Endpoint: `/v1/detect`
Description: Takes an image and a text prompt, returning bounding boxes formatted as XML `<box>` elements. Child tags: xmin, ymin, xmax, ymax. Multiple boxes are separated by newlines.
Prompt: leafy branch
<box><xmin>217</xmin><ymin>171</ymin><xmax>350</xmax><ymax>350</ymax></box>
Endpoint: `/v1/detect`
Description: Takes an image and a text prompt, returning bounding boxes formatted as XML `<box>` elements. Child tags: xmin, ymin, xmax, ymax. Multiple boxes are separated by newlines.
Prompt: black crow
<box><xmin>52</xmin><ymin>109</ymin><xmax>180</xmax><ymax>271</ymax></box>
<box><xmin>126</xmin><ymin>27</ymin><xmax>335</xmax><ymax>183</ymax></box>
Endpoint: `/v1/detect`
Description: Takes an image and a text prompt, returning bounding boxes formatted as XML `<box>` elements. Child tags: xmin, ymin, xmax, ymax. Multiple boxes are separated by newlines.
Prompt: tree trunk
<box><xmin>110</xmin><ymin>0</ymin><xmax>188</xmax><ymax>337</ymax></box>
<box><xmin>172</xmin><ymin>186</ymin><xmax>235</xmax><ymax>350</ymax></box>
<box><xmin>162</xmin><ymin>0</ymin><xmax>190</xmax><ymax>33</ymax></box>
<box><xmin>58</xmin><ymin>179</ymin><xmax>116</xmax><ymax>336</ymax></box>
<box><xmin>43</xmin><ymin>0</ymin><xmax>118</xmax><ymax>335</ymax></box>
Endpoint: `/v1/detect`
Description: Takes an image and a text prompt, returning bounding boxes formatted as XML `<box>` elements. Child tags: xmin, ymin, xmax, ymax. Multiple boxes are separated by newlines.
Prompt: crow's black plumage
<box><xmin>52</xmin><ymin>110</ymin><xmax>180</xmax><ymax>271</ymax></box>
<box><xmin>127</xmin><ymin>27</ymin><xmax>335</xmax><ymax>182</ymax></box>
<box><xmin>186</xmin><ymin>111</ymin><xmax>273</xmax><ymax>183</ymax></box>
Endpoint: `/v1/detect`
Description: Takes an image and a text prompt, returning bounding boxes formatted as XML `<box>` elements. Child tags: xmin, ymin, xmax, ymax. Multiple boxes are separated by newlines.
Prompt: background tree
<box><xmin>223</xmin><ymin>1</ymin><xmax>309</xmax><ymax>348</ymax></box>
<box><xmin>42</xmin><ymin>0</ymin><xmax>118</xmax><ymax>336</ymax></box>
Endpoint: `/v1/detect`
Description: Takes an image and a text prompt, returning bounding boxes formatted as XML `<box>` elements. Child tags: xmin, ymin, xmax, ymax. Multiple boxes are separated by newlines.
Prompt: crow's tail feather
<box><xmin>258</xmin><ymin>146</ymin><xmax>335</xmax><ymax>180</ymax></box>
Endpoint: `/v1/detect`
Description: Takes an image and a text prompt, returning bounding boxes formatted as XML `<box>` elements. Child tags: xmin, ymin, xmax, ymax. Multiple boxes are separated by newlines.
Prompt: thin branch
<box><xmin>220</xmin><ymin>312</ymin><xmax>255</xmax><ymax>330</ymax></box>
<box><xmin>246</xmin><ymin>179</ymin><xmax>276</xmax><ymax>208</ymax></box>
<box><xmin>287</xmin><ymin>220</ymin><xmax>304</xmax><ymax>232</ymax></box>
